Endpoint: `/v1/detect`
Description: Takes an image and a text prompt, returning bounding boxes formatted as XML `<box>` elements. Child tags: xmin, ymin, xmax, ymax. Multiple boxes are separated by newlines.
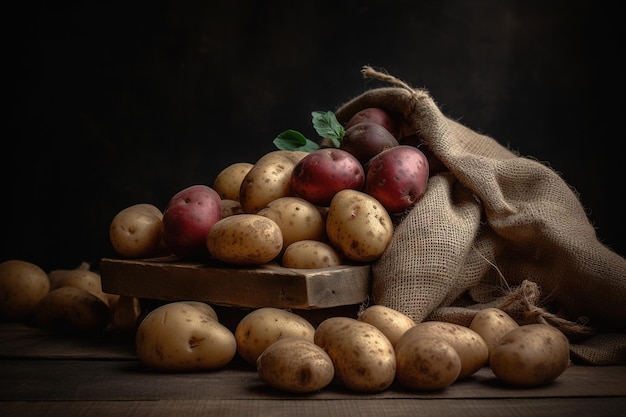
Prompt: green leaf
<box><xmin>311</xmin><ymin>111</ymin><xmax>344</xmax><ymax>147</ymax></box>
<box><xmin>273</xmin><ymin>129</ymin><xmax>320</xmax><ymax>152</ymax></box>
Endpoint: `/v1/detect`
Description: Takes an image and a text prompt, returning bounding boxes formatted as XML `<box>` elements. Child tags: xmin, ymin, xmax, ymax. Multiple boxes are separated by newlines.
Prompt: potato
<box><xmin>325</xmin><ymin>189</ymin><xmax>394</xmax><ymax>262</ymax></box>
<box><xmin>340</xmin><ymin>121</ymin><xmax>400</xmax><ymax>165</ymax></box>
<box><xmin>235</xmin><ymin>307</ymin><xmax>316</xmax><ymax>365</ymax></box>
<box><xmin>162</xmin><ymin>184</ymin><xmax>223</xmax><ymax>257</ymax></box>
<box><xmin>239</xmin><ymin>150</ymin><xmax>308</xmax><ymax>213</ymax></box>
<box><xmin>48</xmin><ymin>267</ymin><xmax>108</xmax><ymax>304</ymax></box>
<box><xmin>357</xmin><ymin>304</ymin><xmax>415</xmax><ymax>347</ymax></box>
<box><xmin>469</xmin><ymin>308</ymin><xmax>520</xmax><ymax>357</ymax></box>
<box><xmin>206</xmin><ymin>214</ymin><xmax>283</xmax><ymax>265</ymax></box>
<box><xmin>489</xmin><ymin>324</ymin><xmax>570</xmax><ymax>387</ymax></box>
<box><xmin>212</xmin><ymin>162</ymin><xmax>254</xmax><ymax>201</ymax></box>
<box><xmin>257</xmin><ymin>196</ymin><xmax>326</xmax><ymax>250</ymax></box>
<box><xmin>402</xmin><ymin>321</ymin><xmax>489</xmax><ymax>379</ymax></box>
<box><xmin>314</xmin><ymin>316</ymin><xmax>396</xmax><ymax>392</ymax></box>
<box><xmin>220</xmin><ymin>199</ymin><xmax>244</xmax><ymax>218</ymax></box>
<box><xmin>0</xmin><ymin>259</ymin><xmax>50</xmax><ymax>321</ymax></box>
<box><xmin>364</xmin><ymin>145</ymin><xmax>430</xmax><ymax>215</ymax></box>
<box><xmin>179</xmin><ymin>301</ymin><xmax>218</xmax><ymax>321</ymax></box>
<box><xmin>395</xmin><ymin>336</ymin><xmax>462</xmax><ymax>390</ymax></box>
<box><xmin>32</xmin><ymin>286</ymin><xmax>110</xmax><ymax>334</ymax></box>
<box><xmin>109</xmin><ymin>203</ymin><xmax>166</xmax><ymax>258</ymax></box>
<box><xmin>281</xmin><ymin>240</ymin><xmax>343</xmax><ymax>269</ymax></box>
<box><xmin>109</xmin><ymin>295</ymin><xmax>142</xmax><ymax>333</ymax></box>
<box><xmin>290</xmin><ymin>148</ymin><xmax>365</xmax><ymax>207</ymax></box>
<box><xmin>135</xmin><ymin>301</ymin><xmax>236</xmax><ymax>372</ymax></box>
<box><xmin>256</xmin><ymin>337</ymin><xmax>335</xmax><ymax>393</ymax></box>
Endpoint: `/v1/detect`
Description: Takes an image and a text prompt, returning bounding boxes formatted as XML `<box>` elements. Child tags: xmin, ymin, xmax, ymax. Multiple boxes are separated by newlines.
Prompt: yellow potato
<box><xmin>281</xmin><ymin>240</ymin><xmax>343</xmax><ymax>269</ymax></box>
<box><xmin>48</xmin><ymin>268</ymin><xmax>108</xmax><ymax>304</ymax></box>
<box><xmin>469</xmin><ymin>307</ymin><xmax>520</xmax><ymax>357</ymax></box>
<box><xmin>325</xmin><ymin>189</ymin><xmax>393</xmax><ymax>262</ymax></box>
<box><xmin>257</xmin><ymin>337</ymin><xmax>335</xmax><ymax>393</ymax></box>
<box><xmin>357</xmin><ymin>304</ymin><xmax>416</xmax><ymax>347</ymax></box>
<box><xmin>206</xmin><ymin>214</ymin><xmax>283</xmax><ymax>265</ymax></box>
<box><xmin>0</xmin><ymin>259</ymin><xmax>50</xmax><ymax>321</ymax></box>
<box><xmin>109</xmin><ymin>203</ymin><xmax>166</xmax><ymax>258</ymax></box>
<box><xmin>213</xmin><ymin>162</ymin><xmax>253</xmax><ymax>201</ymax></box>
<box><xmin>235</xmin><ymin>307</ymin><xmax>316</xmax><ymax>365</ymax></box>
<box><xmin>257</xmin><ymin>196</ymin><xmax>326</xmax><ymax>249</ymax></box>
<box><xmin>314</xmin><ymin>316</ymin><xmax>396</xmax><ymax>392</ymax></box>
<box><xmin>32</xmin><ymin>286</ymin><xmax>110</xmax><ymax>334</ymax></box>
<box><xmin>489</xmin><ymin>324</ymin><xmax>570</xmax><ymax>387</ymax></box>
<box><xmin>395</xmin><ymin>336</ymin><xmax>462</xmax><ymax>391</ymax></box>
<box><xmin>402</xmin><ymin>321</ymin><xmax>489</xmax><ymax>379</ymax></box>
<box><xmin>135</xmin><ymin>301</ymin><xmax>236</xmax><ymax>372</ymax></box>
<box><xmin>239</xmin><ymin>150</ymin><xmax>308</xmax><ymax>213</ymax></box>
<box><xmin>220</xmin><ymin>199</ymin><xmax>244</xmax><ymax>218</ymax></box>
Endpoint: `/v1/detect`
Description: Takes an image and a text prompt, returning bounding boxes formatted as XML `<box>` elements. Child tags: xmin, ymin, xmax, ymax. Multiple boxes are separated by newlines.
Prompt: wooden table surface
<box><xmin>0</xmin><ymin>322</ymin><xmax>624</xmax><ymax>417</ymax></box>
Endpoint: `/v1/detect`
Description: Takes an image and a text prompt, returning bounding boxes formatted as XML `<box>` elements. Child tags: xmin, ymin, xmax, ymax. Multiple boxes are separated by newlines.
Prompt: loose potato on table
<box><xmin>109</xmin><ymin>203</ymin><xmax>166</xmax><ymax>258</ymax></box>
<box><xmin>206</xmin><ymin>214</ymin><xmax>283</xmax><ymax>266</ymax></box>
<box><xmin>135</xmin><ymin>301</ymin><xmax>236</xmax><ymax>372</ymax></box>
<box><xmin>48</xmin><ymin>267</ymin><xmax>108</xmax><ymax>304</ymax></box>
<box><xmin>395</xmin><ymin>336</ymin><xmax>462</xmax><ymax>391</ymax></box>
<box><xmin>357</xmin><ymin>304</ymin><xmax>415</xmax><ymax>347</ymax></box>
<box><xmin>314</xmin><ymin>316</ymin><xmax>396</xmax><ymax>393</ymax></box>
<box><xmin>401</xmin><ymin>321</ymin><xmax>489</xmax><ymax>380</ymax></box>
<box><xmin>0</xmin><ymin>259</ymin><xmax>50</xmax><ymax>321</ymax></box>
<box><xmin>257</xmin><ymin>337</ymin><xmax>335</xmax><ymax>393</ymax></box>
<box><xmin>489</xmin><ymin>323</ymin><xmax>570</xmax><ymax>387</ymax></box>
<box><xmin>469</xmin><ymin>307</ymin><xmax>520</xmax><ymax>357</ymax></box>
<box><xmin>235</xmin><ymin>307</ymin><xmax>316</xmax><ymax>365</ymax></box>
<box><xmin>281</xmin><ymin>240</ymin><xmax>343</xmax><ymax>269</ymax></box>
<box><xmin>32</xmin><ymin>286</ymin><xmax>110</xmax><ymax>334</ymax></box>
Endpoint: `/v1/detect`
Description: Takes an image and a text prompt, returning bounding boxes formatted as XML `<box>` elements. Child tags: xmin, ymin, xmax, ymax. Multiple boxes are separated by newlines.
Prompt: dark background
<box><xmin>4</xmin><ymin>0</ymin><xmax>624</xmax><ymax>272</ymax></box>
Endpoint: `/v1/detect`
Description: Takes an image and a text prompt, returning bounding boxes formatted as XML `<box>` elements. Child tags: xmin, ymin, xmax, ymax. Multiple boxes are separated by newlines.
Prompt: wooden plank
<box><xmin>2</xmin><ymin>398</ymin><xmax>626</xmax><ymax>417</ymax></box>
<box><xmin>99</xmin><ymin>257</ymin><xmax>371</xmax><ymax>309</ymax></box>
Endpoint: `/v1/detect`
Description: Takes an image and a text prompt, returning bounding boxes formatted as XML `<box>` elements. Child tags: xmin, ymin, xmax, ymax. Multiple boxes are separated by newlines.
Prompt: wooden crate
<box><xmin>99</xmin><ymin>257</ymin><xmax>371</xmax><ymax>310</ymax></box>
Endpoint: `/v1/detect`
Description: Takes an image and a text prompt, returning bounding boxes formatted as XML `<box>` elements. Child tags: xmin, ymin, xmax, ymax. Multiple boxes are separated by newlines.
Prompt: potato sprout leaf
<box><xmin>273</xmin><ymin>129</ymin><xmax>320</xmax><ymax>152</ymax></box>
<box><xmin>311</xmin><ymin>111</ymin><xmax>344</xmax><ymax>148</ymax></box>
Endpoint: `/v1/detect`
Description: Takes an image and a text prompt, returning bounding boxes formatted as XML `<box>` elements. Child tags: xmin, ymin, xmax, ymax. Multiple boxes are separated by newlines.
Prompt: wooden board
<box><xmin>99</xmin><ymin>257</ymin><xmax>371</xmax><ymax>310</ymax></box>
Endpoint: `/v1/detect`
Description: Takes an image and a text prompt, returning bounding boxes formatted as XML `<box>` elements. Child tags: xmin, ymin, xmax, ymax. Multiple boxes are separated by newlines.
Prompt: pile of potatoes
<box><xmin>0</xmin><ymin>259</ymin><xmax>571</xmax><ymax>392</ymax></box>
<box><xmin>0</xmin><ymin>259</ymin><xmax>142</xmax><ymax>334</ymax></box>
<box><xmin>134</xmin><ymin>301</ymin><xmax>571</xmax><ymax>393</ymax></box>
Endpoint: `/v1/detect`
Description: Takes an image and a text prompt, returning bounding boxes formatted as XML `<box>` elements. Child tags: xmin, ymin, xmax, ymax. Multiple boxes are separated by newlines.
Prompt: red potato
<box><xmin>290</xmin><ymin>148</ymin><xmax>365</xmax><ymax>207</ymax></box>
<box><xmin>344</xmin><ymin>107</ymin><xmax>401</xmax><ymax>139</ymax></box>
<box><xmin>399</xmin><ymin>133</ymin><xmax>447</xmax><ymax>175</ymax></box>
<box><xmin>340</xmin><ymin>122</ymin><xmax>400</xmax><ymax>165</ymax></box>
<box><xmin>162</xmin><ymin>184</ymin><xmax>222</xmax><ymax>257</ymax></box>
<box><xmin>364</xmin><ymin>145</ymin><xmax>430</xmax><ymax>215</ymax></box>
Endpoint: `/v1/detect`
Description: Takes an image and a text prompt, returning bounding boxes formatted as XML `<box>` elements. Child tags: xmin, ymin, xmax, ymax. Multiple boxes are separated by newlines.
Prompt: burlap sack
<box><xmin>336</xmin><ymin>66</ymin><xmax>626</xmax><ymax>365</ymax></box>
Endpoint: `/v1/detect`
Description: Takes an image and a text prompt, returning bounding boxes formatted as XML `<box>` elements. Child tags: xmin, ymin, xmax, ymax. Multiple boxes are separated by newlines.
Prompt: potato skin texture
<box><xmin>469</xmin><ymin>308</ymin><xmax>520</xmax><ymax>357</ymax></box>
<box><xmin>326</xmin><ymin>189</ymin><xmax>393</xmax><ymax>262</ymax></box>
<box><xmin>235</xmin><ymin>307</ymin><xmax>316</xmax><ymax>365</ymax></box>
<box><xmin>213</xmin><ymin>162</ymin><xmax>253</xmax><ymax>201</ymax></box>
<box><xmin>206</xmin><ymin>214</ymin><xmax>283</xmax><ymax>265</ymax></box>
<box><xmin>0</xmin><ymin>260</ymin><xmax>50</xmax><ymax>321</ymax></box>
<box><xmin>403</xmin><ymin>321</ymin><xmax>489</xmax><ymax>380</ymax></box>
<box><xmin>239</xmin><ymin>150</ymin><xmax>308</xmax><ymax>214</ymax></box>
<box><xmin>257</xmin><ymin>337</ymin><xmax>335</xmax><ymax>393</ymax></box>
<box><xmin>314</xmin><ymin>316</ymin><xmax>396</xmax><ymax>393</ymax></box>
<box><xmin>32</xmin><ymin>286</ymin><xmax>110</xmax><ymax>334</ymax></box>
<box><xmin>489</xmin><ymin>324</ymin><xmax>570</xmax><ymax>387</ymax></box>
<box><xmin>357</xmin><ymin>304</ymin><xmax>415</xmax><ymax>347</ymax></box>
<box><xmin>109</xmin><ymin>203</ymin><xmax>165</xmax><ymax>258</ymax></box>
<box><xmin>256</xmin><ymin>196</ymin><xmax>326</xmax><ymax>249</ymax></box>
<box><xmin>135</xmin><ymin>301</ymin><xmax>236</xmax><ymax>372</ymax></box>
<box><xmin>281</xmin><ymin>240</ymin><xmax>343</xmax><ymax>269</ymax></box>
<box><xmin>364</xmin><ymin>145</ymin><xmax>430</xmax><ymax>215</ymax></box>
<box><xmin>395</xmin><ymin>336</ymin><xmax>462</xmax><ymax>391</ymax></box>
